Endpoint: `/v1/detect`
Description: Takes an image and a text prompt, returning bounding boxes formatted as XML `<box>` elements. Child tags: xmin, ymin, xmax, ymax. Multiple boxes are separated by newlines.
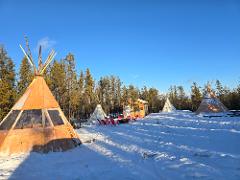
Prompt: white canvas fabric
<box><xmin>90</xmin><ymin>104</ymin><xmax>107</xmax><ymax>121</ymax></box>
<box><xmin>161</xmin><ymin>98</ymin><xmax>176</xmax><ymax>112</ymax></box>
<box><xmin>196</xmin><ymin>92</ymin><xmax>228</xmax><ymax>114</ymax></box>
<box><xmin>123</xmin><ymin>105</ymin><xmax>131</xmax><ymax>117</ymax></box>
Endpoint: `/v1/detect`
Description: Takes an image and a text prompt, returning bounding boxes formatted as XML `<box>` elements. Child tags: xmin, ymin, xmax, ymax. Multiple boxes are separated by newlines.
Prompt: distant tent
<box><xmin>123</xmin><ymin>99</ymin><xmax>148</xmax><ymax>119</ymax></box>
<box><xmin>90</xmin><ymin>104</ymin><xmax>107</xmax><ymax>121</ymax></box>
<box><xmin>123</xmin><ymin>105</ymin><xmax>132</xmax><ymax>118</ymax></box>
<box><xmin>161</xmin><ymin>98</ymin><xmax>176</xmax><ymax>112</ymax></box>
<box><xmin>196</xmin><ymin>85</ymin><xmax>228</xmax><ymax>114</ymax></box>
<box><xmin>0</xmin><ymin>37</ymin><xmax>81</xmax><ymax>155</ymax></box>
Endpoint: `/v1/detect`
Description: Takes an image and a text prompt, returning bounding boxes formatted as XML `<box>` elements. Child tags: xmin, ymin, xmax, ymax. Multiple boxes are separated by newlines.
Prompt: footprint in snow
<box><xmin>193</xmin><ymin>152</ymin><xmax>212</xmax><ymax>158</ymax></box>
<box><xmin>142</xmin><ymin>152</ymin><xmax>158</xmax><ymax>159</ymax></box>
<box><xmin>185</xmin><ymin>172</ymin><xmax>208</xmax><ymax>179</ymax></box>
<box><xmin>84</xmin><ymin>138</ymin><xmax>96</xmax><ymax>144</ymax></box>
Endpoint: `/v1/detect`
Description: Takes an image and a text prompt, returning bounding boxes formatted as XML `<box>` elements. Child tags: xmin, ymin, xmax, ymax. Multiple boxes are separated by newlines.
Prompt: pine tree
<box><xmin>191</xmin><ymin>82</ymin><xmax>202</xmax><ymax>111</ymax></box>
<box><xmin>121</xmin><ymin>85</ymin><xmax>129</xmax><ymax>106</ymax></box>
<box><xmin>99</xmin><ymin>76</ymin><xmax>112</xmax><ymax>114</ymax></box>
<box><xmin>128</xmin><ymin>85</ymin><xmax>139</xmax><ymax>111</ymax></box>
<box><xmin>168</xmin><ymin>85</ymin><xmax>178</xmax><ymax>106</ymax></box>
<box><xmin>42</xmin><ymin>60</ymin><xmax>52</xmax><ymax>87</ymax></box>
<box><xmin>17</xmin><ymin>57</ymin><xmax>33</xmax><ymax>96</ymax></box>
<box><xmin>177</xmin><ymin>86</ymin><xmax>189</xmax><ymax>109</ymax></box>
<box><xmin>77</xmin><ymin>70</ymin><xmax>85</xmax><ymax>118</ymax></box>
<box><xmin>79</xmin><ymin>71</ymin><xmax>84</xmax><ymax>93</ymax></box>
<box><xmin>215</xmin><ymin>80</ymin><xmax>224</xmax><ymax>102</ymax></box>
<box><xmin>215</xmin><ymin>80</ymin><xmax>223</xmax><ymax>96</ymax></box>
<box><xmin>83</xmin><ymin>68</ymin><xmax>95</xmax><ymax>117</ymax></box>
<box><xmin>222</xmin><ymin>86</ymin><xmax>231</xmax><ymax>108</ymax></box>
<box><xmin>0</xmin><ymin>46</ymin><xmax>16</xmax><ymax>121</ymax></box>
<box><xmin>147</xmin><ymin>88</ymin><xmax>162</xmax><ymax>113</ymax></box>
<box><xmin>115</xmin><ymin>77</ymin><xmax>122</xmax><ymax>112</ymax></box>
<box><xmin>64</xmin><ymin>53</ymin><xmax>79</xmax><ymax>119</ymax></box>
<box><xmin>84</xmin><ymin>68</ymin><xmax>94</xmax><ymax>99</ymax></box>
<box><xmin>168</xmin><ymin>86</ymin><xmax>174</xmax><ymax>104</ymax></box>
<box><xmin>234</xmin><ymin>84</ymin><xmax>240</xmax><ymax>109</ymax></box>
<box><xmin>109</xmin><ymin>76</ymin><xmax>116</xmax><ymax>110</ymax></box>
<box><xmin>49</xmin><ymin>60</ymin><xmax>67</xmax><ymax>107</ymax></box>
<box><xmin>140</xmin><ymin>86</ymin><xmax>148</xmax><ymax>100</ymax></box>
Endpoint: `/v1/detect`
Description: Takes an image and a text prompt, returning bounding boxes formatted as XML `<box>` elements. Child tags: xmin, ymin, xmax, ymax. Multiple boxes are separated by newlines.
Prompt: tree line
<box><xmin>0</xmin><ymin>45</ymin><xmax>240</xmax><ymax>121</ymax></box>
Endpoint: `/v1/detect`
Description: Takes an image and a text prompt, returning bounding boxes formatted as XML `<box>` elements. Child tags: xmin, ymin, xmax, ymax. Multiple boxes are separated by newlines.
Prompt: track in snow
<box><xmin>0</xmin><ymin>111</ymin><xmax>240</xmax><ymax>180</ymax></box>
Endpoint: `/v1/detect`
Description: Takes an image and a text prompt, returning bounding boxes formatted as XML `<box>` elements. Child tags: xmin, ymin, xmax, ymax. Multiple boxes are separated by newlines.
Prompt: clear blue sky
<box><xmin>0</xmin><ymin>0</ymin><xmax>240</xmax><ymax>93</ymax></box>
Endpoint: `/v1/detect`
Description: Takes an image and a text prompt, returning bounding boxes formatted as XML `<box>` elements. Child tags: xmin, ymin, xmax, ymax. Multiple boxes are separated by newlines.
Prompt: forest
<box><xmin>1</xmin><ymin>45</ymin><xmax>240</xmax><ymax>121</ymax></box>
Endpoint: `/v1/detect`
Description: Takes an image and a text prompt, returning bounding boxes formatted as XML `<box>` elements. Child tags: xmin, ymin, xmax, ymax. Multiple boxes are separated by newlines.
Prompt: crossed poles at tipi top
<box><xmin>19</xmin><ymin>36</ymin><xmax>57</xmax><ymax>76</ymax></box>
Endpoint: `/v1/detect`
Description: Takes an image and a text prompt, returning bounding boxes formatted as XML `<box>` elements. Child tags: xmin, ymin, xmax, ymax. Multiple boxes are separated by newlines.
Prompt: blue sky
<box><xmin>0</xmin><ymin>0</ymin><xmax>240</xmax><ymax>93</ymax></box>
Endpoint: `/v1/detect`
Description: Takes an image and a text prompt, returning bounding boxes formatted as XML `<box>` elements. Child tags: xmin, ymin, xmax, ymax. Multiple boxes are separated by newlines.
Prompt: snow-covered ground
<box><xmin>1</xmin><ymin>111</ymin><xmax>240</xmax><ymax>180</ymax></box>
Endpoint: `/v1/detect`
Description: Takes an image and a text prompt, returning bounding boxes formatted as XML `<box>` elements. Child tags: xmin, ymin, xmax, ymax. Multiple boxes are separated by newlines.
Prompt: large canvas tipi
<box><xmin>196</xmin><ymin>85</ymin><xmax>228</xmax><ymax>114</ymax></box>
<box><xmin>89</xmin><ymin>104</ymin><xmax>107</xmax><ymax>121</ymax></box>
<box><xmin>0</xmin><ymin>38</ymin><xmax>81</xmax><ymax>155</ymax></box>
<box><xmin>161</xmin><ymin>98</ymin><xmax>176</xmax><ymax>112</ymax></box>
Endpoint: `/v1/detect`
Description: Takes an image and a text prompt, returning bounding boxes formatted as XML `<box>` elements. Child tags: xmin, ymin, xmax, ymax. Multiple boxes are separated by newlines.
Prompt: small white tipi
<box><xmin>123</xmin><ymin>105</ymin><xmax>132</xmax><ymax>118</ymax></box>
<box><xmin>90</xmin><ymin>104</ymin><xmax>107</xmax><ymax>121</ymax></box>
<box><xmin>161</xmin><ymin>98</ymin><xmax>176</xmax><ymax>112</ymax></box>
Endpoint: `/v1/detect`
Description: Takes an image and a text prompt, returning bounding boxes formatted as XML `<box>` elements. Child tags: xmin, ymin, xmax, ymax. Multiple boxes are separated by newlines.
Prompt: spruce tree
<box><xmin>140</xmin><ymin>86</ymin><xmax>148</xmax><ymax>100</ymax></box>
<box><xmin>0</xmin><ymin>46</ymin><xmax>16</xmax><ymax>121</ymax></box>
<box><xmin>77</xmin><ymin>70</ymin><xmax>85</xmax><ymax>118</ymax></box>
<box><xmin>110</xmin><ymin>76</ymin><xmax>116</xmax><ymax>111</ymax></box>
<box><xmin>49</xmin><ymin>60</ymin><xmax>67</xmax><ymax>107</ymax></box>
<box><xmin>64</xmin><ymin>53</ymin><xmax>79</xmax><ymax>119</ymax></box>
<box><xmin>97</xmin><ymin>76</ymin><xmax>111</xmax><ymax>114</ymax></box>
<box><xmin>121</xmin><ymin>85</ymin><xmax>129</xmax><ymax>106</ymax></box>
<box><xmin>177</xmin><ymin>86</ymin><xmax>188</xmax><ymax>109</ymax></box>
<box><xmin>83</xmin><ymin>68</ymin><xmax>95</xmax><ymax>117</ymax></box>
<box><xmin>17</xmin><ymin>57</ymin><xmax>33</xmax><ymax>96</ymax></box>
<box><xmin>115</xmin><ymin>77</ymin><xmax>122</xmax><ymax>112</ymax></box>
<box><xmin>215</xmin><ymin>80</ymin><xmax>224</xmax><ymax>102</ymax></box>
<box><xmin>168</xmin><ymin>85</ymin><xmax>178</xmax><ymax>107</ymax></box>
<box><xmin>191</xmin><ymin>82</ymin><xmax>202</xmax><ymax>111</ymax></box>
<box><xmin>128</xmin><ymin>85</ymin><xmax>140</xmax><ymax>111</ymax></box>
<box><xmin>147</xmin><ymin>88</ymin><xmax>161</xmax><ymax>113</ymax></box>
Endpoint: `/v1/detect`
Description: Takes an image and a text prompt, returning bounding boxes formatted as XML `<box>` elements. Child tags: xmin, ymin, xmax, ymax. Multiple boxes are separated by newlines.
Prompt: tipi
<box><xmin>0</xmin><ymin>37</ymin><xmax>81</xmax><ymax>155</ymax></box>
<box><xmin>196</xmin><ymin>85</ymin><xmax>228</xmax><ymax>114</ymax></box>
<box><xmin>89</xmin><ymin>104</ymin><xmax>107</xmax><ymax>121</ymax></box>
<box><xmin>161</xmin><ymin>98</ymin><xmax>176</xmax><ymax>112</ymax></box>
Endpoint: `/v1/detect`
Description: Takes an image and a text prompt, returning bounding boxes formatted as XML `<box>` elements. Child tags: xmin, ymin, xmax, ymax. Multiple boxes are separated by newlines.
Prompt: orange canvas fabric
<box><xmin>0</xmin><ymin>125</ymin><xmax>80</xmax><ymax>155</ymax></box>
<box><xmin>13</xmin><ymin>76</ymin><xmax>59</xmax><ymax>110</ymax></box>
